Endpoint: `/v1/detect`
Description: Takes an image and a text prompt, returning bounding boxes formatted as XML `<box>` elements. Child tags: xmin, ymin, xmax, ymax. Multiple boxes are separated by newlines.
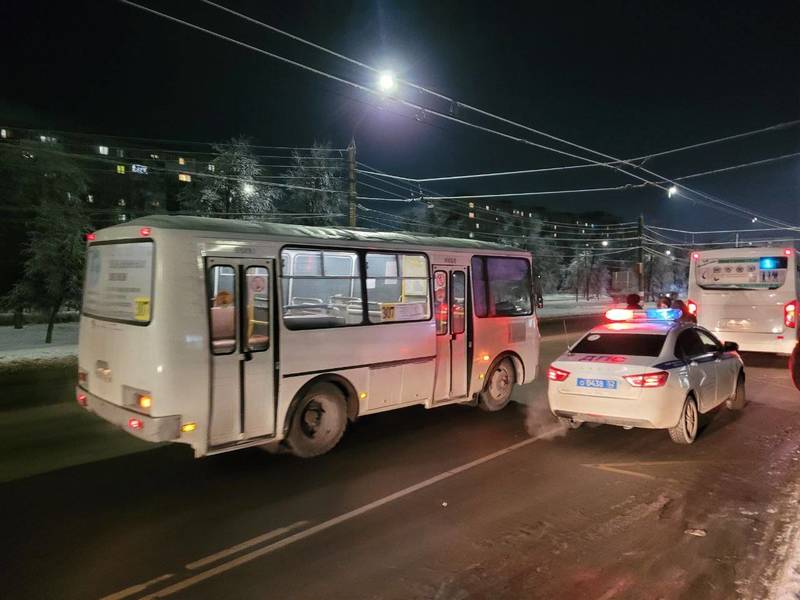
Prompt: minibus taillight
<box><xmin>785</xmin><ymin>300</ymin><xmax>797</xmax><ymax>328</ymax></box>
<box><xmin>687</xmin><ymin>300</ymin><xmax>698</xmax><ymax>317</ymax></box>
<box><xmin>547</xmin><ymin>366</ymin><xmax>570</xmax><ymax>382</ymax></box>
<box><xmin>128</xmin><ymin>418</ymin><xmax>144</xmax><ymax>430</ymax></box>
<box><xmin>624</xmin><ymin>372</ymin><xmax>669</xmax><ymax>388</ymax></box>
<box><xmin>76</xmin><ymin>392</ymin><xmax>88</xmax><ymax>407</ymax></box>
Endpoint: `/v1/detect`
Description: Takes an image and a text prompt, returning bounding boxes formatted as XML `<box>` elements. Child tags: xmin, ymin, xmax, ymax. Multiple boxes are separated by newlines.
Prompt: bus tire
<box><xmin>791</xmin><ymin>343</ymin><xmax>800</xmax><ymax>391</ymax></box>
<box><xmin>479</xmin><ymin>358</ymin><xmax>515</xmax><ymax>412</ymax></box>
<box><xmin>726</xmin><ymin>372</ymin><xmax>746</xmax><ymax>410</ymax></box>
<box><xmin>286</xmin><ymin>383</ymin><xmax>347</xmax><ymax>458</ymax></box>
<box><xmin>668</xmin><ymin>396</ymin><xmax>699</xmax><ymax>445</ymax></box>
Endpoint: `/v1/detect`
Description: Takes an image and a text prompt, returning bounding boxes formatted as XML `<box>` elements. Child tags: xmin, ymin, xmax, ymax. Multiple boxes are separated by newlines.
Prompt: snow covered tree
<box><xmin>1</xmin><ymin>140</ymin><xmax>91</xmax><ymax>342</ymax></box>
<box><xmin>179</xmin><ymin>136</ymin><xmax>275</xmax><ymax>218</ymax></box>
<box><xmin>274</xmin><ymin>142</ymin><xmax>346</xmax><ymax>226</ymax></box>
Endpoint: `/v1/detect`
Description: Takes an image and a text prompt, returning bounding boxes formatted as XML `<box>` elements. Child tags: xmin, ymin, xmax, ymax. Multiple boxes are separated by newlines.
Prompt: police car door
<box><xmin>676</xmin><ymin>328</ymin><xmax>718</xmax><ymax>411</ymax></box>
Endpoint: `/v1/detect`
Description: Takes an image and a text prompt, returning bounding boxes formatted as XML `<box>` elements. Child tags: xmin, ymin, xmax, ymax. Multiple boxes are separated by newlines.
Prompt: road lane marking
<box><xmin>186</xmin><ymin>521</ymin><xmax>309</xmax><ymax>570</ymax></box>
<box><xmin>132</xmin><ymin>427</ymin><xmax>561</xmax><ymax>599</ymax></box>
<box><xmin>581</xmin><ymin>460</ymin><xmax>735</xmax><ymax>481</ymax></box>
<box><xmin>100</xmin><ymin>573</ymin><xmax>174</xmax><ymax>600</ymax></box>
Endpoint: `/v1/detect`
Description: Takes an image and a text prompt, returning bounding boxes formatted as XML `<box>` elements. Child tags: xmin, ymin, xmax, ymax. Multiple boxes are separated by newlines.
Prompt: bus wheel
<box><xmin>286</xmin><ymin>383</ymin><xmax>347</xmax><ymax>458</ymax></box>
<box><xmin>479</xmin><ymin>358</ymin><xmax>515</xmax><ymax>412</ymax></box>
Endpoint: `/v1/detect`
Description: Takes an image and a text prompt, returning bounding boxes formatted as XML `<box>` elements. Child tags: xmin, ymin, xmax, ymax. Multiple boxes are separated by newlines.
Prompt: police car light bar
<box><xmin>605</xmin><ymin>308</ymin><xmax>682</xmax><ymax>322</ymax></box>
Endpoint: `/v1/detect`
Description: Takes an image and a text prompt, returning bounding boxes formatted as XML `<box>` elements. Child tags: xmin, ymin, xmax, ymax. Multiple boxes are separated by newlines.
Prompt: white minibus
<box><xmin>76</xmin><ymin>216</ymin><xmax>541</xmax><ymax>457</ymax></box>
<box><xmin>688</xmin><ymin>246</ymin><xmax>797</xmax><ymax>354</ymax></box>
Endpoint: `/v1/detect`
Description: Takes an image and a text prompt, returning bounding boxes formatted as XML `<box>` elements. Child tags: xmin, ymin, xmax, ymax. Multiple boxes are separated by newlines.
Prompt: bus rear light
<box><xmin>77</xmin><ymin>392</ymin><xmax>87</xmax><ymax>407</ymax></box>
<box><xmin>785</xmin><ymin>300</ymin><xmax>797</xmax><ymax>328</ymax></box>
<box><xmin>624</xmin><ymin>371</ymin><xmax>669</xmax><ymax>387</ymax></box>
<box><xmin>692</xmin><ymin>252</ymin><xmax>700</xmax><ymax>260</ymax></box>
<box><xmin>135</xmin><ymin>393</ymin><xmax>152</xmax><ymax>409</ymax></box>
<box><xmin>785</xmin><ymin>248</ymin><xmax>793</xmax><ymax>256</ymax></box>
<box><xmin>547</xmin><ymin>366</ymin><xmax>570</xmax><ymax>382</ymax></box>
<box><xmin>481</xmin><ymin>354</ymin><xmax>491</xmax><ymax>362</ymax></box>
<box><xmin>687</xmin><ymin>300</ymin><xmax>698</xmax><ymax>316</ymax></box>
<box><xmin>86</xmin><ymin>232</ymin><xmax>96</xmax><ymax>242</ymax></box>
<box><xmin>181</xmin><ymin>422</ymin><xmax>197</xmax><ymax>433</ymax></box>
<box><xmin>139</xmin><ymin>227</ymin><xmax>152</xmax><ymax>237</ymax></box>
<box><xmin>128</xmin><ymin>418</ymin><xmax>144</xmax><ymax>430</ymax></box>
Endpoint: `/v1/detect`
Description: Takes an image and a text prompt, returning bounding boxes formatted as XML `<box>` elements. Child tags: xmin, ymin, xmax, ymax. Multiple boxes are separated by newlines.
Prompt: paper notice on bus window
<box><xmin>381</xmin><ymin>302</ymin><xmax>426</xmax><ymax>322</ymax></box>
<box><xmin>83</xmin><ymin>241</ymin><xmax>154</xmax><ymax>323</ymax></box>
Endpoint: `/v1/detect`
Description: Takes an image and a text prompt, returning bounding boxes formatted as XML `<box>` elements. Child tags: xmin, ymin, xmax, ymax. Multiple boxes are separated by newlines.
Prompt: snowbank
<box><xmin>0</xmin><ymin>322</ymin><xmax>78</xmax><ymax>368</ymax></box>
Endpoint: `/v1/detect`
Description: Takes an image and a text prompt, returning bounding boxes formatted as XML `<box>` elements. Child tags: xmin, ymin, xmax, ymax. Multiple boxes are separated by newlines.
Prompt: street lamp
<box><xmin>667</xmin><ymin>185</ymin><xmax>678</xmax><ymax>198</ymax></box>
<box><xmin>377</xmin><ymin>70</ymin><xmax>396</xmax><ymax>93</ymax></box>
<box><xmin>601</xmin><ymin>240</ymin><xmax>609</xmax><ymax>247</ymax></box>
<box><xmin>665</xmin><ymin>250</ymin><xmax>671</xmax><ymax>255</ymax></box>
<box><xmin>242</xmin><ymin>183</ymin><xmax>255</xmax><ymax>196</ymax></box>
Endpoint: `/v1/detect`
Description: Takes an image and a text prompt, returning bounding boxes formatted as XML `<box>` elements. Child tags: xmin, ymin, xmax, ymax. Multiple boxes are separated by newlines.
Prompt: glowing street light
<box><xmin>601</xmin><ymin>240</ymin><xmax>609</xmax><ymax>247</ymax></box>
<box><xmin>242</xmin><ymin>183</ymin><xmax>255</xmax><ymax>196</ymax></box>
<box><xmin>667</xmin><ymin>185</ymin><xmax>678</xmax><ymax>198</ymax></box>
<box><xmin>377</xmin><ymin>70</ymin><xmax>396</xmax><ymax>93</ymax></box>
<box><xmin>665</xmin><ymin>250</ymin><xmax>671</xmax><ymax>255</ymax></box>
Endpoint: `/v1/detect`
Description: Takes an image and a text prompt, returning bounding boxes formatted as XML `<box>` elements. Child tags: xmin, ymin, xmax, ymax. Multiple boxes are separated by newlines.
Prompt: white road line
<box><xmin>136</xmin><ymin>427</ymin><xmax>559</xmax><ymax>599</ymax></box>
<box><xmin>99</xmin><ymin>573</ymin><xmax>174</xmax><ymax>600</ymax></box>
<box><xmin>186</xmin><ymin>521</ymin><xmax>309</xmax><ymax>570</ymax></box>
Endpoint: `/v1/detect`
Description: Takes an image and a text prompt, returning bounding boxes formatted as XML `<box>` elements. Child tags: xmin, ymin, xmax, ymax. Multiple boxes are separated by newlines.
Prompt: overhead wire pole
<box><xmin>347</xmin><ymin>139</ymin><xmax>357</xmax><ymax>227</ymax></box>
<box><xmin>638</xmin><ymin>214</ymin><xmax>645</xmax><ymax>298</ymax></box>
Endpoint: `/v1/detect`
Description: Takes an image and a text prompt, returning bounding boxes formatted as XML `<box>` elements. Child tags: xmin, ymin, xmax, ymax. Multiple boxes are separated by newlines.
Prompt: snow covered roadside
<box><xmin>766</xmin><ymin>476</ymin><xmax>800</xmax><ymax>599</ymax></box>
<box><xmin>0</xmin><ymin>322</ymin><xmax>78</xmax><ymax>370</ymax></box>
<box><xmin>538</xmin><ymin>294</ymin><xmax>611</xmax><ymax>319</ymax></box>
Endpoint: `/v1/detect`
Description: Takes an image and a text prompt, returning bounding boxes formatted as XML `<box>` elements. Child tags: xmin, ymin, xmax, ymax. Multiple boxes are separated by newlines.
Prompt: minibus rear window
<box><xmin>695</xmin><ymin>256</ymin><xmax>788</xmax><ymax>290</ymax></box>
<box><xmin>82</xmin><ymin>241</ymin><xmax>154</xmax><ymax>325</ymax></box>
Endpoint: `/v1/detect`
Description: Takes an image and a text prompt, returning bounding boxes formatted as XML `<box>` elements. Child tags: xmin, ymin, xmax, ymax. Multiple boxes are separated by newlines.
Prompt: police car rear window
<box><xmin>571</xmin><ymin>333</ymin><xmax>666</xmax><ymax>357</ymax></box>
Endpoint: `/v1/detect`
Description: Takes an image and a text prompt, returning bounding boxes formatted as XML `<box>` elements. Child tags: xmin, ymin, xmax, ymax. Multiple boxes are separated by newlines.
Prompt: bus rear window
<box><xmin>696</xmin><ymin>256</ymin><xmax>788</xmax><ymax>290</ymax></box>
<box><xmin>83</xmin><ymin>241</ymin><xmax>154</xmax><ymax>324</ymax></box>
<box><xmin>571</xmin><ymin>333</ymin><xmax>666</xmax><ymax>357</ymax></box>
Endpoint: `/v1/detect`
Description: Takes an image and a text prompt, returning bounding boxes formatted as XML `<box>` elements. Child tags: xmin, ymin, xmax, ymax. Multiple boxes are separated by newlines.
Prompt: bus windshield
<box><xmin>695</xmin><ymin>256</ymin><xmax>788</xmax><ymax>290</ymax></box>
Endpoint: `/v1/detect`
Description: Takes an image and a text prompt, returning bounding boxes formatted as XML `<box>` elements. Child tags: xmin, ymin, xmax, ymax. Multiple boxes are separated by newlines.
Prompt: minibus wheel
<box><xmin>479</xmin><ymin>358</ymin><xmax>515</xmax><ymax>412</ymax></box>
<box><xmin>286</xmin><ymin>383</ymin><xmax>347</xmax><ymax>458</ymax></box>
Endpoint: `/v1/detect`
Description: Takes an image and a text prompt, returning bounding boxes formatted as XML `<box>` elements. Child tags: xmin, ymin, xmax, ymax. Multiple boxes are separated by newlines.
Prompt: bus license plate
<box><xmin>577</xmin><ymin>378</ymin><xmax>617</xmax><ymax>390</ymax></box>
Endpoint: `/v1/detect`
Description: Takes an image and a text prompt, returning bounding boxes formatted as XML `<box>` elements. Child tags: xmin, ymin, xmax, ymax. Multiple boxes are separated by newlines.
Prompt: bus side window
<box><xmin>451</xmin><ymin>271</ymin><xmax>466</xmax><ymax>334</ymax></box>
<box><xmin>245</xmin><ymin>266</ymin><xmax>269</xmax><ymax>352</ymax></box>
<box><xmin>208</xmin><ymin>265</ymin><xmax>237</xmax><ymax>354</ymax></box>
<box><xmin>434</xmin><ymin>270</ymin><xmax>449</xmax><ymax>335</ymax></box>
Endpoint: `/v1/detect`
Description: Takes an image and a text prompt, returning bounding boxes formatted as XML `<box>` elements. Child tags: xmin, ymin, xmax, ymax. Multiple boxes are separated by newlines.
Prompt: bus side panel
<box><xmin>469</xmin><ymin>315</ymin><xmax>540</xmax><ymax>396</ymax></box>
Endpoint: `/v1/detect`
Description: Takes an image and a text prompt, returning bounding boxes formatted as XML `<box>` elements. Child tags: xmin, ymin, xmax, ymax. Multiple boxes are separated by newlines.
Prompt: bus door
<box><xmin>433</xmin><ymin>267</ymin><xmax>469</xmax><ymax>401</ymax></box>
<box><xmin>206</xmin><ymin>258</ymin><xmax>275</xmax><ymax>447</ymax></box>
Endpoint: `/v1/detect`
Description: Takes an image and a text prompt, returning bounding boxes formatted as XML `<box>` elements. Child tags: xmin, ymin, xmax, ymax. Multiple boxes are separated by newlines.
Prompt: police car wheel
<box><xmin>668</xmin><ymin>396</ymin><xmax>698</xmax><ymax>445</ymax></box>
<box><xmin>726</xmin><ymin>372</ymin><xmax>746</xmax><ymax>411</ymax></box>
<box><xmin>286</xmin><ymin>383</ymin><xmax>347</xmax><ymax>458</ymax></box>
<box><xmin>479</xmin><ymin>358</ymin><xmax>515</xmax><ymax>412</ymax></box>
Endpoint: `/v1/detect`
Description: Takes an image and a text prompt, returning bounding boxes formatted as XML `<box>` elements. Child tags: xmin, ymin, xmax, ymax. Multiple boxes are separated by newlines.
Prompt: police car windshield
<box><xmin>571</xmin><ymin>333</ymin><xmax>666</xmax><ymax>357</ymax></box>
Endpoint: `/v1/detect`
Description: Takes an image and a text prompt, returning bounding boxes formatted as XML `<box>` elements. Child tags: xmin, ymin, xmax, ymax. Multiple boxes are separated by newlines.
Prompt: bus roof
<box><xmin>117</xmin><ymin>215</ymin><xmax>523</xmax><ymax>252</ymax></box>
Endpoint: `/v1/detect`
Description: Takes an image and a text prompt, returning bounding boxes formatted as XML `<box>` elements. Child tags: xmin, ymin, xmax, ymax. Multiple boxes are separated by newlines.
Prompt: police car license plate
<box><xmin>577</xmin><ymin>378</ymin><xmax>617</xmax><ymax>390</ymax></box>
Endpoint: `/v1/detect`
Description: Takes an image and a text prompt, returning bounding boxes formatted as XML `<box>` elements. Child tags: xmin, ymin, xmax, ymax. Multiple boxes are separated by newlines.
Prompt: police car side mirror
<box><xmin>723</xmin><ymin>341</ymin><xmax>739</xmax><ymax>352</ymax></box>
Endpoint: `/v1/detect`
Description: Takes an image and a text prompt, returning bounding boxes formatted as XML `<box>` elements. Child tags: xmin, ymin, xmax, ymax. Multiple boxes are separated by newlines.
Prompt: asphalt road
<box><xmin>2</xmin><ymin>331</ymin><xmax>800</xmax><ymax>600</ymax></box>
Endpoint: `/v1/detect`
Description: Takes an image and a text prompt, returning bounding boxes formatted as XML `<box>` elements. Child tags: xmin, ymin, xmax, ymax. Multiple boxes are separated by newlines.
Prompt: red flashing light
<box><xmin>686</xmin><ymin>300</ymin><xmax>698</xmax><ymax>316</ymax></box>
<box><xmin>624</xmin><ymin>371</ymin><xmax>669</xmax><ymax>388</ymax></box>
<box><xmin>605</xmin><ymin>308</ymin><xmax>633</xmax><ymax>322</ymax></box>
<box><xmin>785</xmin><ymin>300</ymin><xmax>797</xmax><ymax>329</ymax></box>
<box><xmin>692</xmin><ymin>252</ymin><xmax>700</xmax><ymax>260</ymax></box>
<box><xmin>547</xmin><ymin>366</ymin><xmax>570</xmax><ymax>382</ymax></box>
<box><xmin>128</xmin><ymin>418</ymin><xmax>144</xmax><ymax>430</ymax></box>
<box><xmin>86</xmin><ymin>232</ymin><xmax>96</xmax><ymax>241</ymax></box>
<box><xmin>139</xmin><ymin>227</ymin><xmax>152</xmax><ymax>237</ymax></box>
<box><xmin>76</xmin><ymin>393</ymin><xmax>87</xmax><ymax>407</ymax></box>
<box><xmin>785</xmin><ymin>248</ymin><xmax>793</xmax><ymax>257</ymax></box>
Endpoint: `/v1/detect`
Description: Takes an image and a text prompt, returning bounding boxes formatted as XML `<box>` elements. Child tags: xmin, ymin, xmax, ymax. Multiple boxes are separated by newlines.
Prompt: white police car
<box><xmin>547</xmin><ymin>308</ymin><xmax>746</xmax><ymax>444</ymax></box>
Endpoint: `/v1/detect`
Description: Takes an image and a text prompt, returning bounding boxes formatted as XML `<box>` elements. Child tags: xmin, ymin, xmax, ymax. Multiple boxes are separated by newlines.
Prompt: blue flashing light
<box><xmin>644</xmin><ymin>308</ymin><xmax>682</xmax><ymax>321</ymax></box>
<box><xmin>759</xmin><ymin>257</ymin><xmax>780</xmax><ymax>270</ymax></box>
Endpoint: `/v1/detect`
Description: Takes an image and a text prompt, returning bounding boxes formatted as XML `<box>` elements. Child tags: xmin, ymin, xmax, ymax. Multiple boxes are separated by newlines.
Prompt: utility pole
<box><xmin>347</xmin><ymin>139</ymin><xmax>357</xmax><ymax>227</ymax></box>
<box><xmin>637</xmin><ymin>214</ymin><xmax>645</xmax><ymax>297</ymax></box>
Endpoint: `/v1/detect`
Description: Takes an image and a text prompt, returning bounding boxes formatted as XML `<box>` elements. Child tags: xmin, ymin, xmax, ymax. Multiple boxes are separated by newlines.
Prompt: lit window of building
<box><xmin>116</xmin><ymin>165</ymin><xmax>125</xmax><ymax>175</ymax></box>
<box><xmin>87</xmin><ymin>194</ymin><xmax>94</xmax><ymax>204</ymax></box>
<box><xmin>486</xmin><ymin>205</ymin><xmax>490</xmax><ymax>210</ymax></box>
<box><xmin>475</xmin><ymin>223</ymin><xmax>480</xmax><ymax>229</ymax></box>
<box><xmin>98</xmin><ymin>145</ymin><xmax>109</xmax><ymax>155</ymax></box>
<box><xmin>150</xmin><ymin>153</ymin><xmax>159</xmax><ymax>159</ymax></box>
<box><xmin>468</xmin><ymin>212</ymin><xmax>475</xmax><ymax>219</ymax></box>
<box><xmin>117</xmin><ymin>148</ymin><xmax>125</xmax><ymax>158</ymax></box>
<box><xmin>469</xmin><ymin>232</ymin><xmax>474</xmax><ymax>239</ymax></box>
<box><xmin>118</xmin><ymin>198</ymin><xmax>126</xmax><ymax>207</ymax></box>
<box><xmin>0</xmin><ymin>128</ymin><xmax>7</xmax><ymax>139</ymax></box>
<box><xmin>178</xmin><ymin>157</ymin><xmax>186</xmax><ymax>166</ymax></box>
<box><xmin>178</xmin><ymin>173</ymin><xmax>192</xmax><ymax>182</ymax></box>
<box><xmin>468</xmin><ymin>202</ymin><xmax>474</xmax><ymax>208</ymax></box>
<box><xmin>207</xmin><ymin>163</ymin><xmax>215</xmax><ymax>173</ymax></box>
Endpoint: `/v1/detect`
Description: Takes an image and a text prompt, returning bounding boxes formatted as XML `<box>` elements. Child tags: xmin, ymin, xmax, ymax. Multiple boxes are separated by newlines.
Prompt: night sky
<box><xmin>2</xmin><ymin>0</ymin><xmax>798</xmax><ymax>229</ymax></box>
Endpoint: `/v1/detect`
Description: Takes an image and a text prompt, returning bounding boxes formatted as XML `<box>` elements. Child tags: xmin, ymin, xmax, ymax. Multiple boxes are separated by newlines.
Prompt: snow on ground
<box><xmin>0</xmin><ymin>322</ymin><xmax>78</xmax><ymax>365</ymax></box>
<box><xmin>538</xmin><ymin>294</ymin><xmax>612</xmax><ymax>319</ymax></box>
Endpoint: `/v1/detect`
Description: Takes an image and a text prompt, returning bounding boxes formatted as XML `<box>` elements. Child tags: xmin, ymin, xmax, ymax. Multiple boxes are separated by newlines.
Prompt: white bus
<box><xmin>77</xmin><ymin>216</ymin><xmax>541</xmax><ymax>457</ymax></box>
<box><xmin>688</xmin><ymin>246</ymin><xmax>797</xmax><ymax>355</ymax></box>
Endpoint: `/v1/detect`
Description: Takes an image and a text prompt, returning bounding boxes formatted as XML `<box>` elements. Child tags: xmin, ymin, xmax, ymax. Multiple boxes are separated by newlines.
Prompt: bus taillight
<box><xmin>687</xmin><ymin>300</ymin><xmax>698</xmax><ymax>316</ymax></box>
<box><xmin>785</xmin><ymin>300</ymin><xmax>797</xmax><ymax>328</ymax></box>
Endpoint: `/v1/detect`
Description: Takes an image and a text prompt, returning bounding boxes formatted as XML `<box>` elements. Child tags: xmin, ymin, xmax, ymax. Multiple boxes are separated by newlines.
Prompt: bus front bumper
<box><xmin>77</xmin><ymin>387</ymin><xmax>181</xmax><ymax>443</ymax></box>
